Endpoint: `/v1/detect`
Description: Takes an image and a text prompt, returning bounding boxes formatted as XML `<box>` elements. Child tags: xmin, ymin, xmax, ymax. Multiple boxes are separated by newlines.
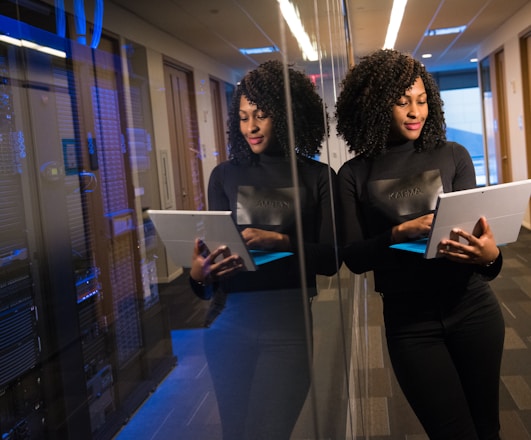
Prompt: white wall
<box><xmin>477</xmin><ymin>2</ymin><xmax>531</xmax><ymax>227</ymax></box>
<box><xmin>476</xmin><ymin>2</ymin><xmax>531</xmax><ymax>183</ymax></box>
<box><xmin>100</xmin><ymin>1</ymin><xmax>240</xmax><ymax>208</ymax></box>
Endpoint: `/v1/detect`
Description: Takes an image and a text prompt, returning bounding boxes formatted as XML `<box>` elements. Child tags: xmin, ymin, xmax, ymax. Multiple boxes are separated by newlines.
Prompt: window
<box><xmin>441</xmin><ymin>87</ymin><xmax>486</xmax><ymax>185</ymax></box>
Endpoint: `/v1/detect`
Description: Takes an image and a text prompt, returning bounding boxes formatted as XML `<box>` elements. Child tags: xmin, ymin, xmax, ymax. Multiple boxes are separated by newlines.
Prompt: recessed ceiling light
<box><xmin>421</xmin><ymin>53</ymin><xmax>432</xmax><ymax>59</ymax></box>
<box><xmin>425</xmin><ymin>25</ymin><xmax>467</xmax><ymax>37</ymax></box>
<box><xmin>470</xmin><ymin>58</ymin><xmax>478</xmax><ymax>63</ymax></box>
<box><xmin>239</xmin><ymin>46</ymin><xmax>279</xmax><ymax>55</ymax></box>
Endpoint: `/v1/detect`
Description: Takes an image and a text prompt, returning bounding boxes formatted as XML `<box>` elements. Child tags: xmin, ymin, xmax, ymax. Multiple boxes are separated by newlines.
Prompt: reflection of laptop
<box><xmin>390</xmin><ymin>179</ymin><xmax>531</xmax><ymax>258</ymax></box>
<box><xmin>147</xmin><ymin>210</ymin><xmax>293</xmax><ymax>271</ymax></box>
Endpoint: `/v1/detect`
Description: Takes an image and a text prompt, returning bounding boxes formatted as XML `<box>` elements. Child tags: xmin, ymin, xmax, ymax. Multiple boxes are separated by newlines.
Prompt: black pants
<box><xmin>204</xmin><ymin>289</ymin><xmax>312</xmax><ymax>440</ymax></box>
<box><xmin>382</xmin><ymin>279</ymin><xmax>505</xmax><ymax>440</ymax></box>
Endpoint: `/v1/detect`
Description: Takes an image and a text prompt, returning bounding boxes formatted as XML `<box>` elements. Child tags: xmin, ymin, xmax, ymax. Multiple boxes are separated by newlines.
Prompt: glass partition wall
<box><xmin>0</xmin><ymin>1</ymin><xmax>373</xmax><ymax>439</ymax></box>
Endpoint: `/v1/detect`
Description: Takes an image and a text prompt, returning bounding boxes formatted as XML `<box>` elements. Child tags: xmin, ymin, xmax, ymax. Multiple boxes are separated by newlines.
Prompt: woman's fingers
<box><xmin>204</xmin><ymin>245</ymin><xmax>245</xmax><ymax>279</ymax></box>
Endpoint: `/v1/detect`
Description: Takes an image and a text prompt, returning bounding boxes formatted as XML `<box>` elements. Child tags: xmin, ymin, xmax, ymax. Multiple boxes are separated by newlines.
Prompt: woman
<box><xmin>189</xmin><ymin>60</ymin><xmax>339</xmax><ymax>439</ymax></box>
<box><xmin>335</xmin><ymin>49</ymin><xmax>504</xmax><ymax>439</ymax></box>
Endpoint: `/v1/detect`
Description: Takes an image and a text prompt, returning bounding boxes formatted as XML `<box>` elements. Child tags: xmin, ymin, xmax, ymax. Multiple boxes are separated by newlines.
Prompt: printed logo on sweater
<box><xmin>236</xmin><ymin>186</ymin><xmax>296</xmax><ymax>226</ymax></box>
<box><xmin>369</xmin><ymin>169</ymin><xmax>443</xmax><ymax>220</ymax></box>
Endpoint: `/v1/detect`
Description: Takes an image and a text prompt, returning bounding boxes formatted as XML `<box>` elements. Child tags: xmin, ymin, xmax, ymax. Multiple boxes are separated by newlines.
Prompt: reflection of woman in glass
<box><xmin>189</xmin><ymin>60</ymin><xmax>338</xmax><ymax>439</ymax></box>
<box><xmin>336</xmin><ymin>49</ymin><xmax>504</xmax><ymax>440</ymax></box>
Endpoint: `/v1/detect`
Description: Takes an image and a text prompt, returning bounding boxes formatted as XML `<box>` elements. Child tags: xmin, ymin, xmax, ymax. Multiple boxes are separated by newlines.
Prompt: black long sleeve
<box><xmin>338</xmin><ymin>141</ymin><xmax>502</xmax><ymax>294</ymax></box>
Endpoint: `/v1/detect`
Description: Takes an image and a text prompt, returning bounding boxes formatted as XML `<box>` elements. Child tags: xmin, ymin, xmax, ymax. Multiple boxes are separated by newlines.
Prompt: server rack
<box><xmin>0</xmin><ymin>9</ymin><xmax>175</xmax><ymax>440</ymax></box>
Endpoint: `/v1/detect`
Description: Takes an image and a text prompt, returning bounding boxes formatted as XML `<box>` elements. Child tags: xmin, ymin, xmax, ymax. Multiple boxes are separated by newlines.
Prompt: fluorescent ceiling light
<box><xmin>277</xmin><ymin>0</ymin><xmax>318</xmax><ymax>61</ymax></box>
<box><xmin>0</xmin><ymin>34</ymin><xmax>66</xmax><ymax>58</ymax></box>
<box><xmin>27</xmin><ymin>43</ymin><xmax>66</xmax><ymax>58</ymax></box>
<box><xmin>383</xmin><ymin>0</ymin><xmax>408</xmax><ymax>49</ymax></box>
<box><xmin>239</xmin><ymin>46</ymin><xmax>279</xmax><ymax>55</ymax></box>
<box><xmin>421</xmin><ymin>53</ymin><xmax>432</xmax><ymax>59</ymax></box>
<box><xmin>0</xmin><ymin>35</ymin><xmax>22</xmax><ymax>46</ymax></box>
<box><xmin>425</xmin><ymin>25</ymin><xmax>467</xmax><ymax>37</ymax></box>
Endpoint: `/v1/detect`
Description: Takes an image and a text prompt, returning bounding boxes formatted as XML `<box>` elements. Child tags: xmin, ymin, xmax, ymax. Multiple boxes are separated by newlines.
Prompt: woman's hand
<box><xmin>189</xmin><ymin>238</ymin><xmax>245</xmax><ymax>284</ymax></box>
<box><xmin>437</xmin><ymin>216</ymin><xmax>500</xmax><ymax>265</ymax></box>
<box><xmin>391</xmin><ymin>213</ymin><xmax>434</xmax><ymax>243</ymax></box>
<box><xmin>241</xmin><ymin>228</ymin><xmax>291</xmax><ymax>251</ymax></box>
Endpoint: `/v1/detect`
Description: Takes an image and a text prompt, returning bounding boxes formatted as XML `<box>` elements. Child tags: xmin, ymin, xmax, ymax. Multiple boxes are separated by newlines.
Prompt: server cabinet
<box><xmin>0</xmin><ymin>14</ymin><xmax>174</xmax><ymax>440</ymax></box>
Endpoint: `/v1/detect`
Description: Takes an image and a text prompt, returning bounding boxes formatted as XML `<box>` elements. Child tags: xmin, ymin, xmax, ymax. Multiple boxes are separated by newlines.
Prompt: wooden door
<box><xmin>163</xmin><ymin>62</ymin><xmax>205</xmax><ymax>210</ymax></box>
<box><xmin>520</xmin><ymin>34</ymin><xmax>531</xmax><ymax>214</ymax></box>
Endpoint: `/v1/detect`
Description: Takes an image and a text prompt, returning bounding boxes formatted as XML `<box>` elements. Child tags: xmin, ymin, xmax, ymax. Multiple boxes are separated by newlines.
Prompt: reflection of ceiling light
<box><xmin>239</xmin><ymin>46</ymin><xmax>279</xmax><ymax>55</ymax></box>
<box><xmin>0</xmin><ymin>35</ymin><xmax>66</xmax><ymax>58</ymax></box>
<box><xmin>383</xmin><ymin>0</ymin><xmax>408</xmax><ymax>49</ymax></box>
<box><xmin>425</xmin><ymin>25</ymin><xmax>467</xmax><ymax>37</ymax></box>
<box><xmin>277</xmin><ymin>0</ymin><xmax>318</xmax><ymax>61</ymax></box>
<box><xmin>421</xmin><ymin>53</ymin><xmax>432</xmax><ymax>59</ymax></box>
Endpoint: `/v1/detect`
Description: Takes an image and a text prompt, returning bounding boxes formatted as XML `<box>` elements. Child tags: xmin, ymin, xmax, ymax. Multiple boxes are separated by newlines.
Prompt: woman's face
<box><xmin>239</xmin><ymin>95</ymin><xmax>277</xmax><ymax>155</ymax></box>
<box><xmin>389</xmin><ymin>76</ymin><xmax>428</xmax><ymax>143</ymax></box>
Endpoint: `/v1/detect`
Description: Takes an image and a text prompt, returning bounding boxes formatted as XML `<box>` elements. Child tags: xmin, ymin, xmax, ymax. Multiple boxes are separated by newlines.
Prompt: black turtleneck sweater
<box><xmin>208</xmin><ymin>153</ymin><xmax>338</xmax><ymax>293</ymax></box>
<box><xmin>338</xmin><ymin>141</ymin><xmax>502</xmax><ymax>296</ymax></box>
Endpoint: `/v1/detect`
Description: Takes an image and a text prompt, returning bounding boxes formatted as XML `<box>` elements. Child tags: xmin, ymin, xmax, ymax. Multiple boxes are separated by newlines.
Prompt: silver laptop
<box><xmin>147</xmin><ymin>210</ymin><xmax>293</xmax><ymax>270</ymax></box>
<box><xmin>390</xmin><ymin>179</ymin><xmax>531</xmax><ymax>258</ymax></box>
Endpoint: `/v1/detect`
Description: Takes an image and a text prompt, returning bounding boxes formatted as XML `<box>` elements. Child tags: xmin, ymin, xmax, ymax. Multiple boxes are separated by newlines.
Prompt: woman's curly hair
<box><xmin>228</xmin><ymin>60</ymin><xmax>327</xmax><ymax>163</ymax></box>
<box><xmin>335</xmin><ymin>49</ymin><xmax>446</xmax><ymax>158</ymax></box>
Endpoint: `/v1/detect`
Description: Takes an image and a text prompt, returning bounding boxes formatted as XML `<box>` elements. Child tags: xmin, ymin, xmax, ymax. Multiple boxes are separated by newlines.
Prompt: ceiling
<box><xmin>109</xmin><ymin>0</ymin><xmax>531</xmax><ymax>76</ymax></box>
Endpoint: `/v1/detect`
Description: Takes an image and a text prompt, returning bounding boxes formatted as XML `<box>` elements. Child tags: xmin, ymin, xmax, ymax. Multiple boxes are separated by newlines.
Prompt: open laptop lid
<box><xmin>147</xmin><ymin>210</ymin><xmax>293</xmax><ymax>271</ymax></box>
<box><xmin>390</xmin><ymin>179</ymin><xmax>531</xmax><ymax>258</ymax></box>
